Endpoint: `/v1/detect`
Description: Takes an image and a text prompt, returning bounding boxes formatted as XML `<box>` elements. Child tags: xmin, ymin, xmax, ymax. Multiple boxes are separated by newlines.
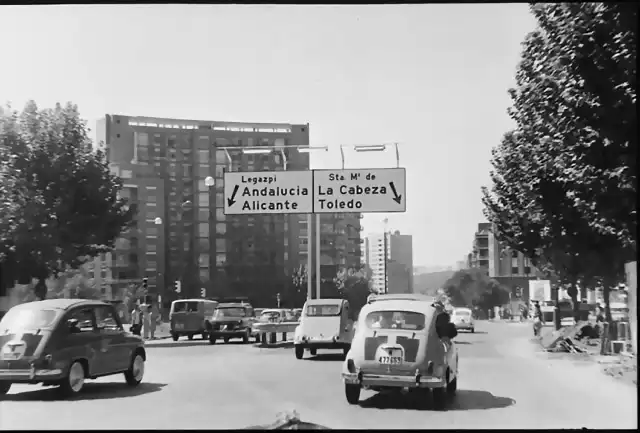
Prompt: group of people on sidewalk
<box><xmin>130</xmin><ymin>301</ymin><xmax>160</xmax><ymax>340</ymax></box>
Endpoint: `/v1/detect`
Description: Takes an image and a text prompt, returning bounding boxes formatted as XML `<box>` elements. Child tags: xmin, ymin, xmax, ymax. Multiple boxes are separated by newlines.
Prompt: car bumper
<box><xmin>454</xmin><ymin>322</ymin><xmax>473</xmax><ymax>329</ymax></box>
<box><xmin>0</xmin><ymin>368</ymin><xmax>64</xmax><ymax>382</ymax></box>
<box><xmin>342</xmin><ymin>372</ymin><xmax>445</xmax><ymax>389</ymax></box>
<box><xmin>210</xmin><ymin>330</ymin><xmax>249</xmax><ymax>337</ymax></box>
<box><xmin>295</xmin><ymin>340</ymin><xmax>349</xmax><ymax>350</ymax></box>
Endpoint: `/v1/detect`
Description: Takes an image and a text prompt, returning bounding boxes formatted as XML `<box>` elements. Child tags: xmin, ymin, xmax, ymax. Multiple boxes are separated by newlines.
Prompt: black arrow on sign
<box><xmin>389</xmin><ymin>182</ymin><xmax>402</xmax><ymax>205</ymax></box>
<box><xmin>227</xmin><ymin>185</ymin><xmax>240</xmax><ymax>207</ymax></box>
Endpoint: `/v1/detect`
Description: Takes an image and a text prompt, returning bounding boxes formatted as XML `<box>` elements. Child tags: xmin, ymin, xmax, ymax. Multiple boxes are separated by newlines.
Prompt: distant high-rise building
<box><xmin>365</xmin><ymin>231</ymin><xmax>413</xmax><ymax>294</ymax></box>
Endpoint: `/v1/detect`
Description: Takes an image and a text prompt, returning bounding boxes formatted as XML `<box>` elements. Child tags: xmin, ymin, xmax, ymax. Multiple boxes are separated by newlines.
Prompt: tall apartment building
<box><xmin>96</xmin><ymin>114</ymin><xmax>311</xmax><ymax>308</ymax></box>
<box><xmin>365</xmin><ymin>231</ymin><xmax>414</xmax><ymax>294</ymax></box>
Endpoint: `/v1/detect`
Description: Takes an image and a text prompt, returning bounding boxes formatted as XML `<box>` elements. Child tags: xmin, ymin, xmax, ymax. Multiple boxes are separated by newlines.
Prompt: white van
<box><xmin>294</xmin><ymin>298</ymin><xmax>354</xmax><ymax>359</ymax></box>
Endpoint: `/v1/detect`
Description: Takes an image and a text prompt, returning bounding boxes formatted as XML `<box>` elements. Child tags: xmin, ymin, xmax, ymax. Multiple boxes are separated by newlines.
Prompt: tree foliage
<box><xmin>0</xmin><ymin>101</ymin><xmax>136</xmax><ymax>299</ymax></box>
<box><xmin>335</xmin><ymin>267</ymin><xmax>373</xmax><ymax>318</ymax></box>
<box><xmin>442</xmin><ymin>269</ymin><xmax>510</xmax><ymax>312</ymax></box>
<box><xmin>481</xmin><ymin>3</ymin><xmax>637</xmax><ymax>322</ymax></box>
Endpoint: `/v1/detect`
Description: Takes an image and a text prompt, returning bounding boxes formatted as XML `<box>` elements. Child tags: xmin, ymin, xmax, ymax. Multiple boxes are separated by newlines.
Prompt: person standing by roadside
<box><xmin>149</xmin><ymin>300</ymin><xmax>159</xmax><ymax>339</ymax></box>
<box><xmin>130</xmin><ymin>305</ymin><xmax>142</xmax><ymax>336</ymax></box>
<box><xmin>142</xmin><ymin>303</ymin><xmax>151</xmax><ymax>340</ymax></box>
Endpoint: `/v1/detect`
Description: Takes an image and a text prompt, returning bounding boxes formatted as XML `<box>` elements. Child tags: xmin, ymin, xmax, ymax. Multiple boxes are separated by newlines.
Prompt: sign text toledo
<box><xmin>224</xmin><ymin>171</ymin><xmax>313</xmax><ymax>215</ymax></box>
<box><xmin>313</xmin><ymin>168</ymin><xmax>406</xmax><ymax>213</ymax></box>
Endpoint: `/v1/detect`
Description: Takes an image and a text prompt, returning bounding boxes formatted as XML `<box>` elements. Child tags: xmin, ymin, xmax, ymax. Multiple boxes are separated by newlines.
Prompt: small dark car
<box><xmin>206</xmin><ymin>302</ymin><xmax>258</xmax><ymax>344</ymax></box>
<box><xmin>0</xmin><ymin>299</ymin><xmax>146</xmax><ymax>398</ymax></box>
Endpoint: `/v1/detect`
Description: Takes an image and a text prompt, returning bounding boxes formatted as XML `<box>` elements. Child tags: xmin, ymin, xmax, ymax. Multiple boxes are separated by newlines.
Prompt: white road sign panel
<box><xmin>223</xmin><ymin>171</ymin><xmax>313</xmax><ymax>215</ymax></box>
<box><xmin>312</xmin><ymin>168</ymin><xmax>407</xmax><ymax>213</ymax></box>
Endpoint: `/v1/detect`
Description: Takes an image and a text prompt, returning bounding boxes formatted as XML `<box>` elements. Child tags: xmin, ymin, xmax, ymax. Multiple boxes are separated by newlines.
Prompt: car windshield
<box><xmin>365</xmin><ymin>310</ymin><xmax>425</xmax><ymax>330</ymax></box>
<box><xmin>261</xmin><ymin>311</ymin><xmax>281</xmax><ymax>319</ymax></box>
<box><xmin>173</xmin><ymin>302</ymin><xmax>199</xmax><ymax>313</ymax></box>
<box><xmin>214</xmin><ymin>307</ymin><xmax>247</xmax><ymax>318</ymax></box>
<box><xmin>306</xmin><ymin>305</ymin><xmax>341</xmax><ymax>317</ymax></box>
<box><xmin>0</xmin><ymin>308</ymin><xmax>59</xmax><ymax>332</ymax></box>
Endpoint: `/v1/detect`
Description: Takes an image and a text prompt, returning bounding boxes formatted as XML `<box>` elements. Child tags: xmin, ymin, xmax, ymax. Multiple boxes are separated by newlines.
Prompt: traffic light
<box><xmin>200</xmin><ymin>288</ymin><xmax>206</xmax><ymax>298</ymax></box>
<box><xmin>276</xmin><ymin>292</ymin><xmax>281</xmax><ymax>307</ymax></box>
<box><xmin>142</xmin><ymin>277</ymin><xmax>148</xmax><ymax>291</ymax></box>
<box><xmin>175</xmin><ymin>281</ymin><xmax>181</xmax><ymax>294</ymax></box>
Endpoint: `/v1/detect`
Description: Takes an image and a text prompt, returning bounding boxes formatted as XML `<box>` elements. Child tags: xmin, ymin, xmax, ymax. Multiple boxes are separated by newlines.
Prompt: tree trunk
<box><xmin>567</xmin><ymin>279</ymin><xmax>580</xmax><ymax>323</ymax></box>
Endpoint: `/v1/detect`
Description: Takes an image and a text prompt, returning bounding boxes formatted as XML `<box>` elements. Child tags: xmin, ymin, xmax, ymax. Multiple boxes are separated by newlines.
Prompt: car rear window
<box><xmin>306</xmin><ymin>305</ymin><xmax>340</xmax><ymax>317</ymax></box>
<box><xmin>214</xmin><ymin>307</ymin><xmax>247</xmax><ymax>318</ymax></box>
<box><xmin>454</xmin><ymin>310</ymin><xmax>471</xmax><ymax>317</ymax></box>
<box><xmin>0</xmin><ymin>308</ymin><xmax>59</xmax><ymax>331</ymax></box>
<box><xmin>173</xmin><ymin>302</ymin><xmax>199</xmax><ymax>313</ymax></box>
<box><xmin>365</xmin><ymin>310</ymin><xmax>425</xmax><ymax>330</ymax></box>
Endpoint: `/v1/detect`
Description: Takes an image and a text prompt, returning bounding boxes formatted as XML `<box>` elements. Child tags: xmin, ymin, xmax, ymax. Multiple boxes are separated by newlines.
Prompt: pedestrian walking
<box><xmin>130</xmin><ymin>305</ymin><xmax>142</xmax><ymax>336</ymax></box>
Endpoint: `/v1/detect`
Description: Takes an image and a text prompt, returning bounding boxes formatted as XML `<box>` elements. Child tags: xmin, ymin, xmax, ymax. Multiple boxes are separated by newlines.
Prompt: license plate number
<box><xmin>378</xmin><ymin>356</ymin><xmax>403</xmax><ymax>365</ymax></box>
<box><xmin>175</xmin><ymin>324</ymin><xmax>184</xmax><ymax>330</ymax></box>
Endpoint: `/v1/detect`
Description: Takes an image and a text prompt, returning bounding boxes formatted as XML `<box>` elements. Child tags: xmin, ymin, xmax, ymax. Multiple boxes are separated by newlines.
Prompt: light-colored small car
<box><xmin>451</xmin><ymin>307</ymin><xmax>475</xmax><ymax>333</ymax></box>
<box><xmin>341</xmin><ymin>297</ymin><xmax>458</xmax><ymax>409</ymax></box>
<box><xmin>294</xmin><ymin>299</ymin><xmax>354</xmax><ymax>359</ymax></box>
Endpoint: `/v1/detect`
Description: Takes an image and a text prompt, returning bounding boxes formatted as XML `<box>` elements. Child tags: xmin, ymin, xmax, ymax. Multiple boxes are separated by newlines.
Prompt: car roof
<box><xmin>360</xmin><ymin>299</ymin><xmax>440</xmax><ymax>316</ymax></box>
<box><xmin>305</xmin><ymin>298</ymin><xmax>344</xmax><ymax>306</ymax></box>
<box><xmin>453</xmin><ymin>307</ymin><xmax>472</xmax><ymax>312</ymax></box>
<box><xmin>218</xmin><ymin>303</ymin><xmax>248</xmax><ymax>308</ymax></box>
<box><xmin>173</xmin><ymin>298</ymin><xmax>217</xmax><ymax>303</ymax></box>
<box><xmin>10</xmin><ymin>298</ymin><xmax>111</xmax><ymax>311</ymax></box>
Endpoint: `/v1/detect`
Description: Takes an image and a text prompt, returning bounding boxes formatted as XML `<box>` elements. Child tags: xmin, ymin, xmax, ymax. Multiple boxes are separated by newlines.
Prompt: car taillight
<box><xmin>347</xmin><ymin>359</ymin><xmax>356</xmax><ymax>373</ymax></box>
<box><xmin>426</xmin><ymin>361</ymin><xmax>434</xmax><ymax>375</ymax></box>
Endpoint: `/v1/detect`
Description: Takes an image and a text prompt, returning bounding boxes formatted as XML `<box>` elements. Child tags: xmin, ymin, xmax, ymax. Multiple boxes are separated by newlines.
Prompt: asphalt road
<box><xmin>0</xmin><ymin>321</ymin><xmax>636</xmax><ymax>430</ymax></box>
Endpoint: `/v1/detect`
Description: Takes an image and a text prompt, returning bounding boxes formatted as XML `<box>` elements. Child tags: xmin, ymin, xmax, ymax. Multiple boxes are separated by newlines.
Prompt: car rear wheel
<box><xmin>471</xmin><ymin>328</ymin><xmax>475</xmax><ymax>333</ymax></box>
<box><xmin>59</xmin><ymin>361</ymin><xmax>86</xmax><ymax>397</ymax></box>
<box><xmin>209</xmin><ymin>335</ymin><xmax>217</xmax><ymax>345</ymax></box>
<box><xmin>310</xmin><ymin>348</ymin><xmax>317</xmax><ymax>356</ymax></box>
<box><xmin>295</xmin><ymin>345</ymin><xmax>304</xmax><ymax>359</ymax></box>
<box><xmin>254</xmin><ymin>334</ymin><xmax>261</xmax><ymax>343</ymax></box>
<box><xmin>172</xmin><ymin>333</ymin><xmax>179</xmax><ymax>341</ymax></box>
<box><xmin>0</xmin><ymin>381</ymin><xmax>11</xmax><ymax>396</ymax></box>
<box><xmin>243</xmin><ymin>330</ymin><xmax>250</xmax><ymax>344</ymax></box>
<box><xmin>202</xmin><ymin>333</ymin><xmax>208</xmax><ymax>340</ymax></box>
<box><xmin>187</xmin><ymin>334</ymin><xmax>194</xmax><ymax>341</ymax></box>
<box><xmin>124</xmin><ymin>353</ymin><xmax>145</xmax><ymax>387</ymax></box>
<box><xmin>345</xmin><ymin>384</ymin><xmax>361</xmax><ymax>405</ymax></box>
<box><xmin>223</xmin><ymin>337</ymin><xmax>230</xmax><ymax>343</ymax></box>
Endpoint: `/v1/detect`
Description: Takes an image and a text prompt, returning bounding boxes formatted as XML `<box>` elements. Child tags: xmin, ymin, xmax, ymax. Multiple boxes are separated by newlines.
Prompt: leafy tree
<box><xmin>0</xmin><ymin>101</ymin><xmax>135</xmax><ymax>300</ymax></box>
<box><xmin>442</xmin><ymin>269</ymin><xmax>510</xmax><ymax>313</ymax></box>
<box><xmin>335</xmin><ymin>267</ymin><xmax>373</xmax><ymax>319</ymax></box>
<box><xmin>482</xmin><ymin>3</ymin><xmax>636</xmax><ymax>324</ymax></box>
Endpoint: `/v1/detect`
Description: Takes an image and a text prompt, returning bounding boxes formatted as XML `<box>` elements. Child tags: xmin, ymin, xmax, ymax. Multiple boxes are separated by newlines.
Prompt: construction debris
<box><xmin>540</xmin><ymin>321</ymin><xmax>601</xmax><ymax>353</ymax></box>
<box><xmin>244</xmin><ymin>411</ymin><xmax>331</xmax><ymax>430</ymax></box>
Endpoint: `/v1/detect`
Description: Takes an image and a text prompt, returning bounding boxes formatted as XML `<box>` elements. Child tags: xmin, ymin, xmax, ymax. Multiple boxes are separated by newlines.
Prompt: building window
<box><xmin>216</xmin><ymin>253</ymin><xmax>226</xmax><ymax>266</ymax></box>
<box><xmin>199</xmin><ymin>268</ymin><xmax>210</xmax><ymax>281</ymax></box>
<box><xmin>198</xmin><ymin>209</ymin><xmax>209</xmax><ymax>221</ymax></box>
<box><xmin>216</xmin><ymin>238</ymin><xmax>226</xmax><ymax>252</ymax></box>
<box><xmin>198</xmin><ymin>193</ymin><xmax>210</xmax><ymax>207</ymax></box>
<box><xmin>215</xmin><ymin>223</ymin><xmax>226</xmax><ymax>235</ymax></box>
<box><xmin>216</xmin><ymin>208</ymin><xmax>225</xmax><ymax>220</ymax></box>
<box><xmin>183</xmin><ymin>165</ymin><xmax>193</xmax><ymax>178</ymax></box>
<box><xmin>147</xmin><ymin>195</ymin><xmax>157</xmax><ymax>203</ymax></box>
<box><xmin>511</xmin><ymin>267</ymin><xmax>519</xmax><ymax>275</ymax></box>
<box><xmin>168</xmin><ymin>136</ymin><xmax>177</xmax><ymax>149</ymax></box>
<box><xmin>215</xmin><ymin>165</ymin><xmax>224</xmax><ymax>179</ymax></box>
<box><xmin>146</xmin><ymin>260</ymin><xmax>157</xmax><ymax>270</ymax></box>
<box><xmin>198</xmin><ymin>223</ymin><xmax>209</xmax><ymax>237</ymax></box>
<box><xmin>198</xmin><ymin>238</ymin><xmax>210</xmax><ymax>251</ymax></box>
<box><xmin>524</xmin><ymin>266</ymin><xmax>532</xmax><ymax>275</ymax></box>
<box><xmin>199</xmin><ymin>253</ymin><xmax>210</xmax><ymax>267</ymax></box>
<box><xmin>146</xmin><ymin>207</ymin><xmax>157</xmax><ymax>219</ymax></box>
<box><xmin>215</xmin><ymin>150</ymin><xmax>227</xmax><ymax>165</ymax></box>
<box><xmin>197</xmin><ymin>179</ymin><xmax>209</xmax><ymax>192</ymax></box>
<box><xmin>215</xmin><ymin>193</ymin><xmax>224</xmax><ymax>208</ymax></box>
<box><xmin>147</xmin><ymin>244</ymin><xmax>157</xmax><ymax>253</ymax></box>
<box><xmin>198</xmin><ymin>149</ymin><xmax>209</xmax><ymax>164</ymax></box>
<box><xmin>146</xmin><ymin>227</ymin><xmax>158</xmax><ymax>236</ymax></box>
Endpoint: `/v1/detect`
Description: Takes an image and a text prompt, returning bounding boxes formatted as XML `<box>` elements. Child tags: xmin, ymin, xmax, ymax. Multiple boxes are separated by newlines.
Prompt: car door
<box><xmin>61</xmin><ymin>307</ymin><xmax>107</xmax><ymax>376</ymax></box>
<box><xmin>94</xmin><ymin>305</ymin><xmax>130</xmax><ymax>372</ymax></box>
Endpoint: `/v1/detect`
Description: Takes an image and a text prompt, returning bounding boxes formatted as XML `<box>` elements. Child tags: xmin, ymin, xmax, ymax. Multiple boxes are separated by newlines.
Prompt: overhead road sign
<box><xmin>312</xmin><ymin>168</ymin><xmax>406</xmax><ymax>213</ymax></box>
<box><xmin>223</xmin><ymin>171</ymin><xmax>313</xmax><ymax>215</ymax></box>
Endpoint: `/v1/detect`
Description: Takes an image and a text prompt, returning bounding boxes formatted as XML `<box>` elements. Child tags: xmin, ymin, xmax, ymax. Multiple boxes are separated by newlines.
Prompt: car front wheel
<box><xmin>124</xmin><ymin>353</ymin><xmax>145</xmax><ymax>387</ymax></box>
<box><xmin>295</xmin><ymin>345</ymin><xmax>304</xmax><ymax>359</ymax></box>
<box><xmin>432</xmin><ymin>387</ymin><xmax>446</xmax><ymax>410</ymax></box>
<box><xmin>0</xmin><ymin>381</ymin><xmax>11</xmax><ymax>396</ymax></box>
<box><xmin>345</xmin><ymin>383</ymin><xmax>360</xmax><ymax>405</ymax></box>
<box><xmin>172</xmin><ymin>333</ymin><xmax>179</xmax><ymax>341</ymax></box>
<box><xmin>59</xmin><ymin>361</ymin><xmax>86</xmax><ymax>397</ymax></box>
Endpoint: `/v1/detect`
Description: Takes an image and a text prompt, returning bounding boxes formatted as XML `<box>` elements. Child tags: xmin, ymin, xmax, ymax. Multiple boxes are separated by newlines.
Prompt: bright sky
<box><xmin>0</xmin><ymin>5</ymin><xmax>537</xmax><ymax>268</ymax></box>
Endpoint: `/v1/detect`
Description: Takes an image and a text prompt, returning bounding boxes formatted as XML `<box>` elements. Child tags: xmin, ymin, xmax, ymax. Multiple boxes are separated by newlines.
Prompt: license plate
<box><xmin>378</xmin><ymin>356</ymin><xmax>403</xmax><ymax>365</ymax></box>
<box><xmin>175</xmin><ymin>323</ymin><xmax>184</xmax><ymax>330</ymax></box>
